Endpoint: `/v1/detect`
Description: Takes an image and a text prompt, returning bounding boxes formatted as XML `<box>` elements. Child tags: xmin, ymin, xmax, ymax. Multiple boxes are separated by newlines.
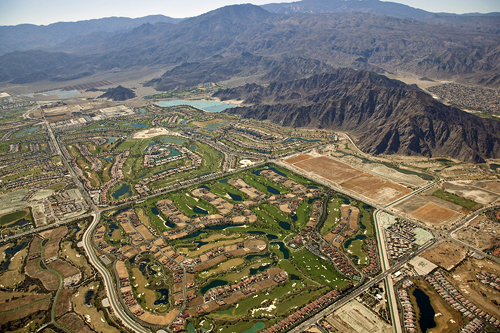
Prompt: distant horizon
<box><xmin>0</xmin><ymin>0</ymin><xmax>499</xmax><ymax>26</ymax></box>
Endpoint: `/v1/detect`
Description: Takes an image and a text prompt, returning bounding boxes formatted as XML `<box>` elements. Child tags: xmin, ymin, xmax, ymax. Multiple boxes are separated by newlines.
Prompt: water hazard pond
<box><xmin>413</xmin><ymin>288</ymin><xmax>436</xmax><ymax>332</ymax></box>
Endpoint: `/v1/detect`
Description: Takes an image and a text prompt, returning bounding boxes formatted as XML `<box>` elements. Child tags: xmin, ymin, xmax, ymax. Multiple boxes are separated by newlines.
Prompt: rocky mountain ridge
<box><xmin>215</xmin><ymin>68</ymin><xmax>500</xmax><ymax>163</ymax></box>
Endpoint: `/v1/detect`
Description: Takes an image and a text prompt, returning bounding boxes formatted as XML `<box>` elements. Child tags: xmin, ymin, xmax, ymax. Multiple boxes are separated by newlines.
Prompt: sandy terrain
<box><xmin>420</xmin><ymin>241</ymin><xmax>468</xmax><ymax>271</ymax></box>
<box><xmin>133</xmin><ymin>127</ymin><xmax>182</xmax><ymax>139</ymax></box>
<box><xmin>326</xmin><ymin>299</ymin><xmax>392</xmax><ymax>333</ymax></box>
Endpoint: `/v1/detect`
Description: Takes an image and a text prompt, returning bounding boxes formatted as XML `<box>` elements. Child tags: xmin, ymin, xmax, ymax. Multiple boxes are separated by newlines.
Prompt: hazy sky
<box><xmin>0</xmin><ymin>0</ymin><xmax>499</xmax><ymax>26</ymax></box>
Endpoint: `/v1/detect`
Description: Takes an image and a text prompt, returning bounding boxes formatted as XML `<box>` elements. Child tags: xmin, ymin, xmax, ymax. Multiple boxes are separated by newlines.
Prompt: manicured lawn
<box><xmin>295</xmin><ymin>200</ymin><xmax>312</xmax><ymax>229</ymax></box>
<box><xmin>291</xmin><ymin>249</ymin><xmax>349</xmax><ymax>290</ymax></box>
<box><xmin>321</xmin><ymin>198</ymin><xmax>343</xmax><ymax>235</ymax></box>
<box><xmin>0</xmin><ymin>210</ymin><xmax>27</xmax><ymax>226</ymax></box>
<box><xmin>345</xmin><ymin>238</ymin><xmax>369</xmax><ymax>266</ymax></box>
<box><xmin>432</xmin><ymin>189</ymin><xmax>481</xmax><ymax>210</ymax></box>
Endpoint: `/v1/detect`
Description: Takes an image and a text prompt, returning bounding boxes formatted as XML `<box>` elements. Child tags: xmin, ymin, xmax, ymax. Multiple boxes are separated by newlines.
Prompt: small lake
<box><xmin>339</xmin><ymin>195</ymin><xmax>351</xmax><ymax>205</ymax></box>
<box><xmin>250</xmin><ymin>264</ymin><xmax>269</xmax><ymax>276</ymax></box>
<box><xmin>154</xmin><ymin>288</ymin><xmax>169</xmax><ymax>305</ymax></box>
<box><xmin>344</xmin><ymin>234</ymin><xmax>367</xmax><ymax>249</ymax></box>
<box><xmin>490</xmin><ymin>163</ymin><xmax>500</xmax><ymax>170</ymax></box>
<box><xmin>242</xmin><ymin>322</ymin><xmax>265</xmax><ymax>333</ymax></box>
<box><xmin>201</xmin><ymin>279</ymin><xmax>228</xmax><ymax>294</ymax></box>
<box><xmin>290</xmin><ymin>274</ymin><xmax>301</xmax><ymax>280</ymax></box>
<box><xmin>103</xmin><ymin>156</ymin><xmax>114</xmax><ymax>162</ymax></box>
<box><xmin>158</xmin><ymin>100</ymin><xmax>235</xmax><ymax>113</ymax></box>
<box><xmin>227</xmin><ymin>192</ymin><xmax>242</xmax><ymax>201</ymax></box>
<box><xmin>219</xmin><ymin>178</ymin><xmax>228</xmax><ymax>183</ymax></box>
<box><xmin>2</xmin><ymin>241</ymin><xmax>28</xmax><ymax>272</ymax></box>
<box><xmin>279</xmin><ymin>221</ymin><xmax>291</xmax><ymax>230</ymax></box>
<box><xmin>283</xmin><ymin>137</ymin><xmax>321</xmax><ymax>144</ymax></box>
<box><xmin>193</xmin><ymin>206</ymin><xmax>209</xmax><ymax>215</ymax></box>
<box><xmin>267</xmin><ymin>186</ymin><xmax>280</xmax><ymax>195</ymax></box>
<box><xmin>106</xmin><ymin>137</ymin><xmax>116</xmax><ymax>143</ymax></box>
<box><xmin>162</xmin><ymin>137</ymin><xmax>186</xmax><ymax>144</ymax></box>
<box><xmin>112</xmin><ymin>183</ymin><xmax>132</xmax><ymax>199</ymax></box>
<box><xmin>275</xmin><ymin>241</ymin><xmax>289</xmax><ymax>259</ymax></box>
<box><xmin>151</xmin><ymin>207</ymin><xmax>160</xmax><ymax>215</ymax></box>
<box><xmin>413</xmin><ymin>288</ymin><xmax>436</xmax><ymax>332</ymax></box>
<box><xmin>308</xmin><ymin>197</ymin><xmax>321</xmax><ymax>204</ymax></box>
<box><xmin>108</xmin><ymin>223</ymin><xmax>118</xmax><ymax>238</ymax></box>
<box><xmin>15</xmin><ymin>126</ymin><xmax>38</xmax><ymax>137</ymax></box>
<box><xmin>139</xmin><ymin>109</ymin><xmax>147</xmax><ymax>114</ymax></box>
<box><xmin>245</xmin><ymin>253</ymin><xmax>271</xmax><ymax>261</ymax></box>
<box><xmin>127</xmin><ymin>123</ymin><xmax>147</xmax><ymax>128</ymax></box>
<box><xmin>84</xmin><ymin>290</ymin><xmax>94</xmax><ymax>306</ymax></box>
<box><xmin>253</xmin><ymin>167</ymin><xmax>288</xmax><ymax>177</ymax></box>
<box><xmin>206</xmin><ymin>121</ymin><xmax>231</xmax><ymax>131</ymax></box>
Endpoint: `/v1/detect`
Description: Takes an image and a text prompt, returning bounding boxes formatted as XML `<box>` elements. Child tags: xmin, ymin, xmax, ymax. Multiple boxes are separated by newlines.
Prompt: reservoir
<box><xmin>413</xmin><ymin>288</ymin><xmax>436</xmax><ymax>332</ymax></box>
<box><xmin>112</xmin><ymin>183</ymin><xmax>132</xmax><ymax>199</ymax></box>
<box><xmin>158</xmin><ymin>100</ymin><xmax>235</xmax><ymax>112</ymax></box>
<box><xmin>279</xmin><ymin>221</ymin><xmax>291</xmax><ymax>230</ymax></box>
<box><xmin>267</xmin><ymin>186</ymin><xmax>280</xmax><ymax>195</ymax></box>
<box><xmin>201</xmin><ymin>279</ymin><xmax>228</xmax><ymax>294</ymax></box>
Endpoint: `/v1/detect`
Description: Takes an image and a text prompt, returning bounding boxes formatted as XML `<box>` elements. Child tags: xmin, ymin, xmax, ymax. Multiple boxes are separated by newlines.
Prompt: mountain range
<box><xmin>215</xmin><ymin>68</ymin><xmax>500</xmax><ymax>163</ymax></box>
<box><xmin>1</xmin><ymin>4</ymin><xmax>499</xmax><ymax>87</ymax></box>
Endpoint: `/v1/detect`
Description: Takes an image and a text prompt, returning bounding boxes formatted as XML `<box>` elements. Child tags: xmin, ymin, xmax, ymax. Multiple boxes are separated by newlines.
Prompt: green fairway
<box><xmin>291</xmin><ymin>249</ymin><xmax>349</xmax><ymax>290</ymax></box>
<box><xmin>432</xmin><ymin>189</ymin><xmax>481</xmax><ymax>210</ymax></box>
<box><xmin>321</xmin><ymin>198</ymin><xmax>343</xmax><ymax>235</ymax></box>
<box><xmin>0</xmin><ymin>210</ymin><xmax>27</xmax><ymax>226</ymax></box>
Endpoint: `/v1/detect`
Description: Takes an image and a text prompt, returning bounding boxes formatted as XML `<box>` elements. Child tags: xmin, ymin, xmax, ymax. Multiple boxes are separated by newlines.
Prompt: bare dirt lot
<box><xmin>43</xmin><ymin>226</ymin><xmax>68</xmax><ymax>259</ymax></box>
<box><xmin>48</xmin><ymin>259</ymin><xmax>80</xmax><ymax>279</ymax></box>
<box><xmin>453</xmin><ymin>215</ymin><xmax>500</xmax><ymax>251</ymax></box>
<box><xmin>56</xmin><ymin>289</ymin><xmax>73</xmax><ymax>318</ymax></box>
<box><xmin>410</xmin><ymin>202</ymin><xmax>461</xmax><ymax>225</ymax></box>
<box><xmin>59</xmin><ymin>313</ymin><xmax>93</xmax><ymax>333</ymax></box>
<box><xmin>443</xmin><ymin>180</ymin><xmax>500</xmax><ymax>205</ymax></box>
<box><xmin>442</xmin><ymin>257</ymin><xmax>500</xmax><ymax>318</ymax></box>
<box><xmin>326</xmin><ymin>299</ymin><xmax>392</xmax><ymax>333</ymax></box>
<box><xmin>420</xmin><ymin>241</ymin><xmax>468</xmax><ymax>271</ymax></box>
<box><xmin>25</xmin><ymin>259</ymin><xmax>59</xmax><ymax>290</ymax></box>
<box><xmin>287</xmin><ymin>155</ymin><xmax>411</xmax><ymax>205</ymax></box>
<box><xmin>394</xmin><ymin>196</ymin><xmax>463</xmax><ymax>226</ymax></box>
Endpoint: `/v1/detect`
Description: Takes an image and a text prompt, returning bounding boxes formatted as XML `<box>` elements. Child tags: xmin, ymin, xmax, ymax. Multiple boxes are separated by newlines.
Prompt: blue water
<box><xmin>290</xmin><ymin>274</ymin><xmax>301</xmax><ymax>280</ymax></box>
<box><xmin>151</xmin><ymin>207</ymin><xmax>160</xmax><ymax>215</ymax></box>
<box><xmin>188</xmin><ymin>145</ymin><xmax>196</xmax><ymax>150</ymax></box>
<box><xmin>253</xmin><ymin>167</ymin><xmax>287</xmax><ymax>178</ymax></box>
<box><xmin>242</xmin><ymin>322</ymin><xmax>265</xmax><ymax>333</ymax></box>
<box><xmin>134</xmin><ymin>174</ymin><xmax>146</xmax><ymax>180</ymax></box>
<box><xmin>38</xmin><ymin>89</ymin><xmax>79</xmax><ymax>99</ymax></box>
<box><xmin>84</xmin><ymin>290</ymin><xmax>94</xmax><ymax>306</ymax></box>
<box><xmin>195</xmin><ymin>241</ymin><xmax>208</xmax><ymax>248</ymax></box>
<box><xmin>196</xmin><ymin>172</ymin><xmax>212</xmax><ymax>178</ymax></box>
<box><xmin>165</xmin><ymin>220</ymin><xmax>175</xmax><ymax>228</ymax></box>
<box><xmin>308</xmin><ymin>197</ymin><xmax>321</xmax><ymax>204</ymax></box>
<box><xmin>124</xmin><ymin>123</ymin><xmax>147</xmax><ymax>128</ymax></box>
<box><xmin>161</xmin><ymin>137</ymin><xmax>186</xmax><ymax>144</ymax></box>
<box><xmin>15</xmin><ymin>126</ymin><xmax>38</xmax><ymax>137</ymax></box>
<box><xmin>144</xmin><ymin>142</ymin><xmax>158</xmax><ymax>151</ymax></box>
<box><xmin>339</xmin><ymin>196</ymin><xmax>351</xmax><ymax>205</ymax></box>
<box><xmin>413</xmin><ymin>288</ymin><xmax>436</xmax><ymax>332</ymax></box>
<box><xmin>201</xmin><ymin>279</ymin><xmax>228</xmax><ymax>294</ymax></box>
<box><xmin>193</xmin><ymin>206</ymin><xmax>209</xmax><ymax>215</ymax></box>
<box><xmin>154</xmin><ymin>289</ymin><xmax>169</xmax><ymax>305</ymax></box>
<box><xmin>193</xmin><ymin>132</ymin><xmax>211</xmax><ymax>137</ymax></box>
<box><xmin>112</xmin><ymin>183</ymin><xmax>132</xmax><ymax>199</ymax></box>
<box><xmin>249</xmin><ymin>265</ymin><xmax>269</xmax><ymax>275</ymax></box>
<box><xmin>275</xmin><ymin>242</ymin><xmax>289</xmax><ymax>259</ymax></box>
<box><xmin>180</xmin><ymin>119</ymin><xmax>188</xmax><ymax>124</ymax></box>
<box><xmin>279</xmin><ymin>221</ymin><xmax>291</xmax><ymax>230</ymax></box>
<box><xmin>45</xmin><ymin>147</ymin><xmax>49</xmax><ymax>152</ymax></box>
<box><xmin>106</xmin><ymin>138</ymin><xmax>117</xmax><ymax>143</ymax></box>
<box><xmin>108</xmin><ymin>223</ymin><xmax>118</xmax><ymax>238</ymax></box>
<box><xmin>227</xmin><ymin>193</ymin><xmax>242</xmax><ymax>201</ymax></box>
<box><xmin>291</xmin><ymin>214</ymin><xmax>298</xmax><ymax>222</ymax></box>
<box><xmin>344</xmin><ymin>234</ymin><xmax>367</xmax><ymax>249</ymax></box>
<box><xmin>490</xmin><ymin>164</ymin><xmax>500</xmax><ymax>170</ymax></box>
<box><xmin>219</xmin><ymin>178</ymin><xmax>228</xmax><ymax>183</ymax></box>
<box><xmin>2</xmin><ymin>241</ymin><xmax>28</xmax><ymax>272</ymax></box>
<box><xmin>112</xmin><ymin>207</ymin><xmax>130</xmax><ymax>216</ymax></box>
<box><xmin>73</xmin><ymin>224</ymin><xmax>81</xmax><ymax>235</ymax></box>
<box><xmin>308</xmin><ymin>186</ymin><xmax>319</xmax><ymax>189</ymax></box>
<box><xmin>283</xmin><ymin>137</ymin><xmax>321</xmax><ymax>144</ymax></box>
<box><xmin>267</xmin><ymin>186</ymin><xmax>280</xmax><ymax>195</ymax></box>
<box><xmin>266</xmin><ymin>234</ymin><xmax>278</xmax><ymax>239</ymax></box>
<box><xmin>199</xmin><ymin>185</ymin><xmax>211</xmax><ymax>190</ymax></box>
<box><xmin>158</xmin><ymin>100</ymin><xmax>235</xmax><ymax>113</ymax></box>
<box><xmin>206</xmin><ymin>121</ymin><xmax>231</xmax><ymax>131</ymax></box>
<box><xmin>245</xmin><ymin>253</ymin><xmax>271</xmax><ymax>261</ymax></box>
<box><xmin>139</xmin><ymin>109</ymin><xmax>147</xmax><ymax>114</ymax></box>
<box><xmin>103</xmin><ymin>156</ymin><xmax>114</xmax><ymax>162</ymax></box>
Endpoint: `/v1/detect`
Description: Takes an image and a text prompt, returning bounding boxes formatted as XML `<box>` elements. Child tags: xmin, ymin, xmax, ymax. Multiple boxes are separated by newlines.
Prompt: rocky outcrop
<box><xmin>215</xmin><ymin>68</ymin><xmax>500</xmax><ymax>163</ymax></box>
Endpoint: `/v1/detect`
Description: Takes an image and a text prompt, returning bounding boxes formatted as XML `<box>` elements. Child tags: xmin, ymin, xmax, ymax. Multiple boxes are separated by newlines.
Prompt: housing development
<box><xmin>0</xmin><ymin>86</ymin><xmax>499</xmax><ymax>333</ymax></box>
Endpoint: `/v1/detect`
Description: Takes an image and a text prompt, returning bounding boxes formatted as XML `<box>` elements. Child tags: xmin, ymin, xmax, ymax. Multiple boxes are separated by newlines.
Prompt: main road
<box><xmin>45</xmin><ymin>118</ymin><xmax>151</xmax><ymax>333</ymax></box>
